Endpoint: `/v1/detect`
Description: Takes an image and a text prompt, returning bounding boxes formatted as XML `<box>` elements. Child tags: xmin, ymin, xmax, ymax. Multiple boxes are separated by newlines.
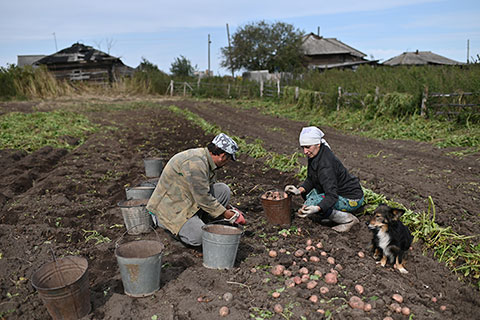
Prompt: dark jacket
<box><xmin>300</xmin><ymin>144</ymin><xmax>363</xmax><ymax>214</ymax></box>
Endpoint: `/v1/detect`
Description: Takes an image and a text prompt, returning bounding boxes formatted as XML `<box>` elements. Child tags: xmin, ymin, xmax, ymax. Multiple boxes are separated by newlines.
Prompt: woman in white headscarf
<box><xmin>284</xmin><ymin>126</ymin><xmax>364</xmax><ymax>232</ymax></box>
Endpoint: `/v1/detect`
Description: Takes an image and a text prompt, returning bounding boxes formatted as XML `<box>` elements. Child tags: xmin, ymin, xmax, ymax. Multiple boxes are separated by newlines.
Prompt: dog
<box><xmin>367</xmin><ymin>204</ymin><xmax>413</xmax><ymax>274</ymax></box>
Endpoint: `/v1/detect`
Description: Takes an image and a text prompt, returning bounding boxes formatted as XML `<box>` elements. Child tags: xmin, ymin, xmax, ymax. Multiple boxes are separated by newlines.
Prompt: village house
<box><xmin>301</xmin><ymin>32</ymin><xmax>377</xmax><ymax>70</ymax></box>
<box><xmin>382</xmin><ymin>50</ymin><xmax>463</xmax><ymax>66</ymax></box>
<box><xmin>34</xmin><ymin>43</ymin><xmax>134</xmax><ymax>82</ymax></box>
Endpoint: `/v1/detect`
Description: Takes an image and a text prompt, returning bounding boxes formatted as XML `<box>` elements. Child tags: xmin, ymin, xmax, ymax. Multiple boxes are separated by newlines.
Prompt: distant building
<box><xmin>383</xmin><ymin>50</ymin><xmax>463</xmax><ymax>66</ymax></box>
<box><xmin>301</xmin><ymin>33</ymin><xmax>377</xmax><ymax>70</ymax></box>
<box><xmin>17</xmin><ymin>55</ymin><xmax>46</xmax><ymax>67</ymax></box>
<box><xmin>34</xmin><ymin>43</ymin><xmax>134</xmax><ymax>82</ymax></box>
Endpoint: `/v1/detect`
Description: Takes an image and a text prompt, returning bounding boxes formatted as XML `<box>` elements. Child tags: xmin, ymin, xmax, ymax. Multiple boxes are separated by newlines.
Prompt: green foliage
<box><xmin>221</xmin><ymin>20</ymin><xmax>305</xmax><ymax>73</ymax></box>
<box><xmin>0</xmin><ymin>111</ymin><xmax>97</xmax><ymax>151</ymax></box>
<box><xmin>170</xmin><ymin>55</ymin><xmax>196</xmax><ymax>78</ymax></box>
<box><xmin>127</xmin><ymin>58</ymin><xmax>170</xmax><ymax>95</ymax></box>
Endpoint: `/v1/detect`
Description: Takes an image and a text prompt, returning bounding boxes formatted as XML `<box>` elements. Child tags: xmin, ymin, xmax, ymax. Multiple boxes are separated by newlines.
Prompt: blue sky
<box><xmin>1</xmin><ymin>0</ymin><xmax>479</xmax><ymax>75</ymax></box>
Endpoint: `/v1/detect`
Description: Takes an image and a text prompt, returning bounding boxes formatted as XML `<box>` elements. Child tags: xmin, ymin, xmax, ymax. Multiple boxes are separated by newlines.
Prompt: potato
<box><xmin>324</xmin><ymin>272</ymin><xmax>337</xmax><ymax>284</ymax></box>
<box><xmin>309</xmin><ymin>295</ymin><xmax>318</xmax><ymax>303</ymax></box>
<box><xmin>279</xmin><ymin>248</ymin><xmax>286</xmax><ymax>253</ymax></box>
<box><xmin>389</xmin><ymin>303</ymin><xmax>402</xmax><ymax>313</ymax></box>
<box><xmin>306</xmin><ymin>280</ymin><xmax>318</xmax><ymax>289</ymax></box>
<box><xmin>223</xmin><ymin>292</ymin><xmax>233</xmax><ymax>302</ymax></box>
<box><xmin>364</xmin><ymin>303</ymin><xmax>372</xmax><ymax>312</ymax></box>
<box><xmin>271</xmin><ymin>264</ymin><xmax>285</xmax><ymax>276</ymax></box>
<box><xmin>272</xmin><ymin>292</ymin><xmax>280</xmax><ymax>299</ymax></box>
<box><xmin>316</xmin><ymin>309</ymin><xmax>325</xmax><ymax>314</ymax></box>
<box><xmin>320</xmin><ymin>251</ymin><xmax>327</xmax><ymax>256</ymax></box>
<box><xmin>269</xmin><ymin>250</ymin><xmax>278</xmax><ymax>258</ymax></box>
<box><xmin>327</xmin><ymin>257</ymin><xmax>335</xmax><ymax>264</ymax></box>
<box><xmin>335</xmin><ymin>264</ymin><xmax>343</xmax><ymax>271</ymax></box>
<box><xmin>302</xmin><ymin>257</ymin><xmax>308</xmax><ymax>262</ymax></box>
<box><xmin>285</xmin><ymin>278</ymin><xmax>295</xmax><ymax>288</ymax></box>
<box><xmin>293</xmin><ymin>276</ymin><xmax>302</xmax><ymax>285</ymax></box>
<box><xmin>354</xmin><ymin>284</ymin><xmax>364</xmax><ymax>295</ymax></box>
<box><xmin>383</xmin><ymin>317</ymin><xmax>394</xmax><ymax>320</ymax></box>
<box><xmin>348</xmin><ymin>296</ymin><xmax>364</xmax><ymax>310</ymax></box>
<box><xmin>301</xmin><ymin>274</ymin><xmax>310</xmax><ymax>282</ymax></box>
<box><xmin>314</xmin><ymin>270</ymin><xmax>322</xmax><ymax>277</ymax></box>
<box><xmin>316</xmin><ymin>242</ymin><xmax>323</xmax><ymax>249</ymax></box>
<box><xmin>306</xmin><ymin>239</ymin><xmax>313</xmax><ymax>246</ymax></box>
<box><xmin>431</xmin><ymin>297</ymin><xmax>437</xmax><ymax>303</ymax></box>
<box><xmin>283</xmin><ymin>270</ymin><xmax>292</xmax><ymax>277</ymax></box>
<box><xmin>299</xmin><ymin>267</ymin><xmax>309</xmax><ymax>274</ymax></box>
<box><xmin>306</xmin><ymin>245</ymin><xmax>316</xmax><ymax>251</ymax></box>
<box><xmin>294</xmin><ymin>249</ymin><xmax>305</xmax><ymax>257</ymax></box>
<box><xmin>309</xmin><ymin>256</ymin><xmax>320</xmax><ymax>262</ymax></box>
<box><xmin>357</xmin><ymin>251</ymin><xmax>365</xmax><ymax>258</ymax></box>
<box><xmin>250</xmin><ymin>267</ymin><xmax>257</xmax><ymax>273</ymax></box>
<box><xmin>273</xmin><ymin>304</ymin><xmax>283</xmax><ymax>313</ymax></box>
<box><xmin>320</xmin><ymin>286</ymin><xmax>329</xmax><ymax>294</ymax></box>
<box><xmin>440</xmin><ymin>305</ymin><xmax>447</xmax><ymax>311</ymax></box>
<box><xmin>392</xmin><ymin>293</ymin><xmax>403</xmax><ymax>304</ymax></box>
<box><xmin>401</xmin><ymin>307</ymin><xmax>410</xmax><ymax>316</ymax></box>
<box><xmin>219</xmin><ymin>306</ymin><xmax>229</xmax><ymax>317</ymax></box>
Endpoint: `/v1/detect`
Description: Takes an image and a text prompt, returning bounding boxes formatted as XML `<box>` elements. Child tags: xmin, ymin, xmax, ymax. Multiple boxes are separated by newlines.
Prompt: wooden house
<box><xmin>35</xmin><ymin>43</ymin><xmax>134</xmax><ymax>82</ymax></box>
<box><xmin>301</xmin><ymin>33</ymin><xmax>377</xmax><ymax>70</ymax></box>
<box><xmin>383</xmin><ymin>50</ymin><xmax>463</xmax><ymax>66</ymax></box>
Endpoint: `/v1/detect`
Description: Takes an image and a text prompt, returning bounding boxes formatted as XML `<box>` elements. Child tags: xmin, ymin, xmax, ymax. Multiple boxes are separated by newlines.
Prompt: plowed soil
<box><xmin>0</xmin><ymin>97</ymin><xmax>478</xmax><ymax>320</ymax></box>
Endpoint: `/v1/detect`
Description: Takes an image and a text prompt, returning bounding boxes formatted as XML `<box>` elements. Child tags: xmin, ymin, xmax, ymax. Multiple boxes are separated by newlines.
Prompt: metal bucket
<box><xmin>261</xmin><ymin>194</ymin><xmax>292</xmax><ymax>225</ymax></box>
<box><xmin>125</xmin><ymin>186</ymin><xmax>155</xmax><ymax>200</ymax></box>
<box><xmin>143</xmin><ymin>158</ymin><xmax>163</xmax><ymax>178</ymax></box>
<box><xmin>202</xmin><ymin>224</ymin><xmax>243</xmax><ymax>269</ymax></box>
<box><xmin>31</xmin><ymin>256</ymin><xmax>91</xmax><ymax>320</ymax></box>
<box><xmin>117</xmin><ymin>199</ymin><xmax>153</xmax><ymax>235</ymax></box>
<box><xmin>115</xmin><ymin>229</ymin><xmax>164</xmax><ymax>297</ymax></box>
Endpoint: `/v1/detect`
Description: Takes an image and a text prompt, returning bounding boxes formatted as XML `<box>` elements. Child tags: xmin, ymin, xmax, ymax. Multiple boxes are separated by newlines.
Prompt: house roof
<box><xmin>383</xmin><ymin>51</ymin><xmax>463</xmax><ymax>66</ymax></box>
<box><xmin>301</xmin><ymin>33</ymin><xmax>366</xmax><ymax>58</ymax></box>
<box><xmin>35</xmin><ymin>43</ymin><xmax>123</xmax><ymax>65</ymax></box>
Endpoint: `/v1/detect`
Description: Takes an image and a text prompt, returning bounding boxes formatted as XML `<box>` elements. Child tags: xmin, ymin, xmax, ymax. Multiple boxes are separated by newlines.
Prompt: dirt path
<box><xmin>0</xmin><ymin>97</ymin><xmax>478</xmax><ymax>320</ymax></box>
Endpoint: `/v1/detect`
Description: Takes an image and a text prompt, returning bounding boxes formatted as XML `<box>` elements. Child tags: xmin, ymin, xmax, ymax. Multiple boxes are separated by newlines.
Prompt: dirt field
<box><xmin>0</xmin><ymin>97</ymin><xmax>478</xmax><ymax>320</ymax></box>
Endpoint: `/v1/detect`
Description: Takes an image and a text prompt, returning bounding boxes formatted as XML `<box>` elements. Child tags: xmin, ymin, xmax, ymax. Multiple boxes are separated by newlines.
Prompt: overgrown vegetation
<box><xmin>0</xmin><ymin>111</ymin><xmax>97</xmax><ymax>151</ymax></box>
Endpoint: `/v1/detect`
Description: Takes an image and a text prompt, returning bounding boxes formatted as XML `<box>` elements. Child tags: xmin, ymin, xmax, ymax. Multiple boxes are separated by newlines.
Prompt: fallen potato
<box><xmin>219</xmin><ymin>306</ymin><xmax>229</xmax><ymax>317</ymax></box>
<box><xmin>271</xmin><ymin>264</ymin><xmax>285</xmax><ymax>276</ymax></box>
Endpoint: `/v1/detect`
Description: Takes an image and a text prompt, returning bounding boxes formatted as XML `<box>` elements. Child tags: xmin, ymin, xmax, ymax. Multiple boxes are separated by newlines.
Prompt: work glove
<box><xmin>226</xmin><ymin>206</ymin><xmax>246</xmax><ymax>225</ymax></box>
<box><xmin>297</xmin><ymin>205</ymin><xmax>320</xmax><ymax>218</ymax></box>
<box><xmin>284</xmin><ymin>185</ymin><xmax>301</xmax><ymax>195</ymax></box>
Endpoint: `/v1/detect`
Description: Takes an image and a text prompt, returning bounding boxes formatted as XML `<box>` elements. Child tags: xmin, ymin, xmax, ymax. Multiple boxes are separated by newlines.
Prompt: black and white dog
<box><xmin>367</xmin><ymin>204</ymin><xmax>413</xmax><ymax>274</ymax></box>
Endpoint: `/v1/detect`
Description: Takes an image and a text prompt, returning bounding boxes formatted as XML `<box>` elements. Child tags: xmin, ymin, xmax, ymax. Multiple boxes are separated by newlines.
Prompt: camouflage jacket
<box><xmin>146</xmin><ymin>147</ymin><xmax>226</xmax><ymax>235</ymax></box>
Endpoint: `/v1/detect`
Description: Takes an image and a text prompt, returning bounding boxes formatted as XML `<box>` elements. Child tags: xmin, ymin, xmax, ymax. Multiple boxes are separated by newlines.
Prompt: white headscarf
<box><xmin>299</xmin><ymin>126</ymin><xmax>330</xmax><ymax>148</ymax></box>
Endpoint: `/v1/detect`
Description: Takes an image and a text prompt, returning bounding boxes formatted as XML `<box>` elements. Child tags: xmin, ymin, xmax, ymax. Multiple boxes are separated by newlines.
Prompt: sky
<box><xmin>1</xmin><ymin>0</ymin><xmax>479</xmax><ymax>75</ymax></box>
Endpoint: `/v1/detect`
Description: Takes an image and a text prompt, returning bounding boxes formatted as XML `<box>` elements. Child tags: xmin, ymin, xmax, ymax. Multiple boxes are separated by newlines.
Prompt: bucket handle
<box><xmin>115</xmin><ymin>224</ymin><xmax>160</xmax><ymax>248</ymax></box>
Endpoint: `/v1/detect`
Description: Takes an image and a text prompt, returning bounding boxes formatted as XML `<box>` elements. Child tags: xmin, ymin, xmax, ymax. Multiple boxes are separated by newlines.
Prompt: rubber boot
<box><xmin>330</xmin><ymin>210</ymin><xmax>359</xmax><ymax>232</ymax></box>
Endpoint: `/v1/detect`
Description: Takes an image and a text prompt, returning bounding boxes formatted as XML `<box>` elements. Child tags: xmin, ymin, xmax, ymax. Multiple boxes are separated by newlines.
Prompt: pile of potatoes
<box><xmin>261</xmin><ymin>190</ymin><xmax>288</xmax><ymax>200</ymax></box>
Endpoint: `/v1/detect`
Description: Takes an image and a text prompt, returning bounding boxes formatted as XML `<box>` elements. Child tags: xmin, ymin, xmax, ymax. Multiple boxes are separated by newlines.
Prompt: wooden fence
<box><xmin>420</xmin><ymin>86</ymin><xmax>480</xmax><ymax>117</ymax></box>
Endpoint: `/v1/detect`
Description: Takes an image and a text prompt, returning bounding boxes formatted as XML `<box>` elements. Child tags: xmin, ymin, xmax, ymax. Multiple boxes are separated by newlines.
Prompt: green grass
<box><xmin>0</xmin><ymin>110</ymin><xmax>97</xmax><ymax>151</ymax></box>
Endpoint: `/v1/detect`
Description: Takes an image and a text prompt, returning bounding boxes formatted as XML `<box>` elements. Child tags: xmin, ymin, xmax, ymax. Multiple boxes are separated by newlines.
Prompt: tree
<box><xmin>170</xmin><ymin>55</ymin><xmax>196</xmax><ymax>77</ymax></box>
<box><xmin>221</xmin><ymin>21</ymin><xmax>305</xmax><ymax>74</ymax></box>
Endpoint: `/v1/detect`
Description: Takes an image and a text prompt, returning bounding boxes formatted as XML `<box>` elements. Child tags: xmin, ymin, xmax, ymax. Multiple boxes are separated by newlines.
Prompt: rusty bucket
<box><xmin>260</xmin><ymin>190</ymin><xmax>292</xmax><ymax>225</ymax></box>
<box><xmin>31</xmin><ymin>256</ymin><xmax>91</xmax><ymax>320</ymax></box>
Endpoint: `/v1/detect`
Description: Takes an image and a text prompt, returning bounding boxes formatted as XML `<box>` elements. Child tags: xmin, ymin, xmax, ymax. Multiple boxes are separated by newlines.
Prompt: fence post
<box><xmin>337</xmin><ymin>86</ymin><xmax>342</xmax><ymax>111</ymax></box>
<box><xmin>420</xmin><ymin>85</ymin><xmax>428</xmax><ymax>117</ymax></box>
<box><xmin>197</xmin><ymin>77</ymin><xmax>201</xmax><ymax>90</ymax></box>
<box><xmin>295</xmin><ymin>87</ymin><xmax>299</xmax><ymax>100</ymax></box>
<box><xmin>227</xmin><ymin>84</ymin><xmax>231</xmax><ymax>96</ymax></box>
<box><xmin>260</xmin><ymin>80</ymin><xmax>264</xmax><ymax>98</ymax></box>
<box><xmin>183</xmin><ymin>82</ymin><xmax>186</xmax><ymax>96</ymax></box>
<box><xmin>374</xmin><ymin>86</ymin><xmax>379</xmax><ymax>104</ymax></box>
<box><xmin>277</xmin><ymin>80</ymin><xmax>280</xmax><ymax>97</ymax></box>
<box><xmin>170</xmin><ymin>80</ymin><xmax>174</xmax><ymax>96</ymax></box>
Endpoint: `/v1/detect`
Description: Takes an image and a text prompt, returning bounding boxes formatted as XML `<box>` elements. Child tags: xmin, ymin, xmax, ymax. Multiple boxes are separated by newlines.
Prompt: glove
<box><xmin>284</xmin><ymin>185</ymin><xmax>301</xmax><ymax>195</ymax></box>
<box><xmin>226</xmin><ymin>206</ymin><xmax>246</xmax><ymax>225</ymax></box>
<box><xmin>297</xmin><ymin>205</ymin><xmax>320</xmax><ymax>218</ymax></box>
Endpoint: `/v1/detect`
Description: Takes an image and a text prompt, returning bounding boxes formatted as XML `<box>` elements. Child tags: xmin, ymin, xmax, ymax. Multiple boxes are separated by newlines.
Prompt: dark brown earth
<box><xmin>0</xmin><ymin>97</ymin><xmax>479</xmax><ymax>320</ymax></box>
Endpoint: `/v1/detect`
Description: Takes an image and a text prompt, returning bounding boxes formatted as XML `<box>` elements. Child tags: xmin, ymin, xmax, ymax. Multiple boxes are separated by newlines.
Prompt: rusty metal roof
<box><xmin>301</xmin><ymin>33</ymin><xmax>366</xmax><ymax>58</ymax></box>
<box><xmin>383</xmin><ymin>50</ymin><xmax>463</xmax><ymax>66</ymax></box>
<box><xmin>35</xmin><ymin>43</ymin><xmax>122</xmax><ymax>65</ymax></box>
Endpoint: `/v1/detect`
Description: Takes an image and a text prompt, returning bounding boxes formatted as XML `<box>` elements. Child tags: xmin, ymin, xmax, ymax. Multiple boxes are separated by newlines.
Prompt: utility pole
<box><xmin>467</xmin><ymin>39</ymin><xmax>470</xmax><ymax>63</ymax></box>
<box><xmin>52</xmin><ymin>32</ymin><xmax>58</xmax><ymax>51</ymax></box>
<box><xmin>226</xmin><ymin>23</ymin><xmax>234</xmax><ymax>78</ymax></box>
<box><xmin>317</xmin><ymin>27</ymin><xmax>320</xmax><ymax>37</ymax></box>
<box><xmin>208</xmin><ymin>34</ymin><xmax>211</xmax><ymax>76</ymax></box>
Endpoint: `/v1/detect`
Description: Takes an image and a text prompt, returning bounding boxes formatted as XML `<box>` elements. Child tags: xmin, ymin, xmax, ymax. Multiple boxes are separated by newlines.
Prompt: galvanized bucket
<box><xmin>117</xmin><ymin>199</ymin><xmax>153</xmax><ymax>235</ymax></box>
<box><xmin>143</xmin><ymin>158</ymin><xmax>163</xmax><ymax>178</ymax></box>
<box><xmin>125</xmin><ymin>186</ymin><xmax>155</xmax><ymax>200</ymax></box>
<box><xmin>201</xmin><ymin>223</ymin><xmax>243</xmax><ymax>269</ymax></box>
<box><xmin>115</xmin><ymin>228</ymin><xmax>164</xmax><ymax>297</ymax></box>
<box><xmin>31</xmin><ymin>256</ymin><xmax>91</xmax><ymax>320</ymax></box>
